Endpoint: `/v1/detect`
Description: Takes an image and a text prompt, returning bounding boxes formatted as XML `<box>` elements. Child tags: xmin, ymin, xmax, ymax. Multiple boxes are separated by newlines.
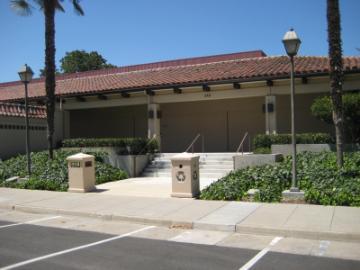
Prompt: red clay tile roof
<box><xmin>0</xmin><ymin>55</ymin><xmax>360</xmax><ymax>102</ymax></box>
<box><xmin>0</xmin><ymin>102</ymin><xmax>46</xmax><ymax>119</ymax></box>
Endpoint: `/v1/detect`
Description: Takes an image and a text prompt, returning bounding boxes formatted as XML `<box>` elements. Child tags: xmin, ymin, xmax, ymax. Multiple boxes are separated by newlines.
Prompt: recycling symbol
<box><xmin>176</xmin><ymin>171</ymin><xmax>186</xmax><ymax>182</ymax></box>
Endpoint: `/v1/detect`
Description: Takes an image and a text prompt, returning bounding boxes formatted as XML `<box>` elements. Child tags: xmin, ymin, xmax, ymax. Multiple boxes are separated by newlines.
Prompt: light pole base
<box><xmin>282</xmin><ymin>189</ymin><xmax>305</xmax><ymax>200</ymax></box>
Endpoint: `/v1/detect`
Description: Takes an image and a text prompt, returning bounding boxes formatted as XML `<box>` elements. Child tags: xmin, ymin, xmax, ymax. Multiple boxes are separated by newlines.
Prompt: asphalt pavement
<box><xmin>0</xmin><ymin>218</ymin><xmax>360</xmax><ymax>270</ymax></box>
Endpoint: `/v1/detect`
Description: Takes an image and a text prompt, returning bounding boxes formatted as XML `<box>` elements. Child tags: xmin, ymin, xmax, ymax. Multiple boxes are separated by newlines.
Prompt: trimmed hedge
<box><xmin>200</xmin><ymin>151</ymin><xmax>360</xmax><ymax>206</ymax></box>
<box><xmin>0</xmin><ymin>150</ymin><xmax>128</xmax><ymax>191</ymax></box>
<box><xmin>62</xmin><ymin>137</ymin><xmax>159</xmax><ymax>155</ymax></box>
<box><xmin>253</xmin><ymin>133</ymin><xmax>334</xmax><ymax>151</ymax></box>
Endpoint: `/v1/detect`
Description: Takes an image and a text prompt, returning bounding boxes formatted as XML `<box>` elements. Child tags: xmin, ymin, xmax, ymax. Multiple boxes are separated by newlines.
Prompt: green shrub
<box><xmin>200</xmin><ymin>151</ymin><xmax>360</xmax><ymax>206</ymax></box>
<box><xmin>0</xmin><ymin>150</ymin><xmax>128</xmax><ymax>191</ymax></box>
<box><xmin>253</xmin><ymin>133</ymin><xmax>334</xmax><ymax>151</ymax></box>
<box><xmin>62</xmin><ymin>137</ymin><xmax>159</xmax><ymax>155</ymax></box>
<box><xmin>253</xmin><ymin>147</ymin><xmax>271</xmax><ymax>154</ymax></box>
<box><xmin>311</xmin><ymin>93</ymin><xmax>360</xmax><ymax>143</ymax></box>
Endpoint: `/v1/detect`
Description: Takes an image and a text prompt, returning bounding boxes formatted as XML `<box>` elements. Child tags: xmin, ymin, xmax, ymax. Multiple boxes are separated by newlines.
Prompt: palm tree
<box><xmin>327</xmin><ymin>0</ymin><xmax>344</xmax><ymax>167</ymax></box>
<box><xmin>11</xmin><ymin>0</ymin><xmax>84</xmax><ymax>159</ymax></box>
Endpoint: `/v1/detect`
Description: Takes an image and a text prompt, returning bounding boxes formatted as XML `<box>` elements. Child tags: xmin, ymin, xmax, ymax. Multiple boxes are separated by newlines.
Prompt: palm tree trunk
<box><xmin>44</xmin><ymin>0</ymin><xmax>56</xmax><ymax>159</ymax></box>
<box><xmin>327</xmin><ymin>0</ymin><xmax>344</xmax><ymax>167</ymax></box>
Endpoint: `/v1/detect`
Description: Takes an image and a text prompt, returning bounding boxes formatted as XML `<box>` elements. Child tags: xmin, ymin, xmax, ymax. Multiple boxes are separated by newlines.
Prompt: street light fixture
<box><xmin>18</xmin><ymin>64</ymin><xmax>34</xmax><ymax>177</ymax></box>
<box><xmin>282</xmin><ymin>29</ymin><xmax>301</xmax><ymax>192</ymax></box>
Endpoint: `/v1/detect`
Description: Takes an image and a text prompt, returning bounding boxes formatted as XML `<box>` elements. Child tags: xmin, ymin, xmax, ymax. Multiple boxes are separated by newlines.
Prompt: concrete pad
<box><xmin>194</xmin><ymin>202</ymin><xmax>260</xmax><ymax>231</ymax></box>
<box><xmin>331</xmin><ymin>206</ymin><xmax>360</xmax><ymax>234</ymax></box>
<box><xmin>237</xmin><ymin>203</ymin><xmax>297</xmax><ymax>228</ymax></box>
<box><xmin>323</xmin><ymin>240</ymin><xmax>360</xmax><ymax>261</ymax></box>
<box><xmin>0</xmin><ymin>210</ymin><xmax>53</xmax><ymax>224</ymax></box>
<box><xmin>170</xmin><ymin>229</ymin><xmax>231</xmax><ymax>245</ymax></box>
<box><xmin>283</xmin><ymin>204</ymin><xmax>334</xmax><ymax>232</ymax></box>
<box><xmin>310</xmin><ymin>240</ymin><xmax>331</xmax><ymax>256</ymax></box>
<box><xmin>35</xmin><ymin>215</ymin><xmax>101</xmax><ymax>230</ymax></box>
<box><xmin>217</xmin><ymin>233</ymin><xmax>274</xmax><ymax>251</ymax></box>
<box><xmin>133</xmin><ymin>226</ymin><xmax>186</xmax><ymax>241</ymax></box>
<box><xmin>96</xmin><ymin>177</ymin><xmax>218</xmax><ymax>198</ymax></box>
<box><xmin>272</xmin><ymin>237</ymin><xmax>316</xmax><ymax>256</ymax></box>
<box><xmin>69</xmin><ymin>219</ymin><xmax>146</xmax><ymax>235</ymax></box>
<box><xmin>163</xmin><ymin>200</ymin><xmax>227</xmax><ymax>223</ymax></box>
<box><xmin>96</xmin><ymin>178</ymin><xmax>172</xmax><ymax>198</ymax></box>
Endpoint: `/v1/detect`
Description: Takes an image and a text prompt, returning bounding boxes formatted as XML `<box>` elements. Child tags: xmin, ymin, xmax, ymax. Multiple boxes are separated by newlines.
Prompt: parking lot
<box><xmin>0</xmin><ymin>210</ymin><xmax>359</xmax><ymax>270</ymax></box>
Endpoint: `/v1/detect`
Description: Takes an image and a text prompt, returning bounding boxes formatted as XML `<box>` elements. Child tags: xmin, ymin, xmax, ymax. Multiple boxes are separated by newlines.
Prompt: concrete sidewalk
<box><xmin>0</xmin><ymin>187</ymin><xmax>359</xmax><ymax>242</ymax></box>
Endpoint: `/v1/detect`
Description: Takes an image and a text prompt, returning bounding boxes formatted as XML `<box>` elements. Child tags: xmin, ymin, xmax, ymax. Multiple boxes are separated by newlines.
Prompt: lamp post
<box><xmin>18</xmin><ymin>64</ymin><xmax>34</xmax><ymax>177</ymax></box>
<box><xmin>282</xmin><ymin>29</ymin><xmax>301</xmax><ymax>192</ymax></box>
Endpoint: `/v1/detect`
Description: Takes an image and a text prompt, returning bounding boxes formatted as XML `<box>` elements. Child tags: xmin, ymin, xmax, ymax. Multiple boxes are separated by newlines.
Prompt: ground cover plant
<box><xmin>0</xmin><ymin>150</ymin><xmax>127</xmax><ymax>191</ymax></box>
<box><xmin>200</xmin><ymin>151</ymin><xmax>360</xmax><ymax>206</ymax></box>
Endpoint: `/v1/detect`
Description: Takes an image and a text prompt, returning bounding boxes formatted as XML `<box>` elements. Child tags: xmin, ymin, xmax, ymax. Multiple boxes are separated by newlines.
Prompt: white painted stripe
<box><xmin>0</xmin><ymin>225</ymin><xmax>155</xmax><ymax>270</ymax></box>
<box><xmin>239</xmin><ymin>236</ymin><xmax>283</xmax><ymax>270</ymax></box>
<box><xmin>0</xmin><ymin>216</ymin><xmax>62</xmax><ymax>229</ymax></box>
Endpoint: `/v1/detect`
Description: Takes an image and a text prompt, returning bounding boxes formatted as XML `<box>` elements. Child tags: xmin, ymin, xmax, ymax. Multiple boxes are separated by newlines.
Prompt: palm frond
<box><xmin>55</xmin><ymin>0</ymin><xmax>65</xmax><ymax>12</ymax></box>
<box><xmin>71</xmin><ymin>0</ymin><xmax>84</xmax><ymax>15</ymax></box>
<box><xmin>33</xmin><ymin>0</ymin><xmax>44</xmax><ymax>9</ymax></box>
<box><xmin>10</xmin><ymin>0</ymin><xmax>32</xmax><ymax>16</ymax></box>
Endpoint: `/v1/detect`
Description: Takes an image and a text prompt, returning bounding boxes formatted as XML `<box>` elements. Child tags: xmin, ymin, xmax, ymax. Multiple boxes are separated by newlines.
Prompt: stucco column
<box><xmin>148</xmin><ymin>103</ymin><xmax>161</xmax><ymax>149</ymax></box>
<box><xmin>265</xmin><ymin>95</ymin><xmax>277</xmax><ymax>134</ymax></box>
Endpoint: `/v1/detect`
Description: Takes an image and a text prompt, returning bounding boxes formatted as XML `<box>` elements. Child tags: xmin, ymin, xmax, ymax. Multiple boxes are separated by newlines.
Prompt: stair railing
<box><xmin>236</xmin><ymin>132</ymin><xmax>250</xmax><ymax>155</ymax></box>
<box><xmin>185</xmin><ymin>133</ymin><xmax>204</xmax><ymax>153</ymax></box>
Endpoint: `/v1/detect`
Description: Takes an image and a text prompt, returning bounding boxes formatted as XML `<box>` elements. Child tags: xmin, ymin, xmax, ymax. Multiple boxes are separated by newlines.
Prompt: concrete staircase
<box><xmin>142</xmin><ymin>153</ymin><xmax>235</xmax><ymax>180</ymax></box>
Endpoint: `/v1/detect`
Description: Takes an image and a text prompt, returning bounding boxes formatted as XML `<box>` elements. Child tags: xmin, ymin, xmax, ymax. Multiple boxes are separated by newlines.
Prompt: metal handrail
<box><xmin>185</xmin><ymin>133</ymin><xmax>204</xmax><ymax>153</ymax></box>
<box><xmin>136</xmin><ymin>134</ymin><xmax>158</xmax><ymax>157</ymax></box>
<box><xmin>133</xmin><ymin>134</ymin><xmax>158</xmax><ymax>177</ymax></box>
<box><xmin>236</xmin><ymin>132</ymin><xmax>249</xmax><ymax>155</ymax></box>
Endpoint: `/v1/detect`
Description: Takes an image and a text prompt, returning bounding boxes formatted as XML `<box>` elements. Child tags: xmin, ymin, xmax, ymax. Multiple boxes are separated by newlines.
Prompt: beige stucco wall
<box><xmin>161</xmin><ymin>97</ymin><xmax>265</xmax><ymax>152</ymax></box>
<box><xmin>276</xmin><ymin>93</ymin><xmax>333</xmax><ymax>134</ymax></box>
<box><xmin>69</xmin><ymin>105</ymin><xmax>147</xmax><ymax>138</ymax></box>
<box><xmin>0</xmin><ymin>115</ymin><xmax>48</xmax><ymax>160</ymax></box>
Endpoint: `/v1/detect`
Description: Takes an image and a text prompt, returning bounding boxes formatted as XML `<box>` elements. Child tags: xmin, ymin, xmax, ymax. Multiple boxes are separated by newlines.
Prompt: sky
<box><xmin>0</xmin><ymin>0</ymin><xmax>359</xmax><ymax>83</ymax></box>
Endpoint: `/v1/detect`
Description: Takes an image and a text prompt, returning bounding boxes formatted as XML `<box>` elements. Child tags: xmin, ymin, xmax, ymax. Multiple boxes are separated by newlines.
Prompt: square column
<box><xmin>148</xmin><ymin>103</ymin><xmax>161</xmax><ymax>149</ymax></box>
<box><xmin>265</xmin><ymin>95</ymin><xmax>277</xmax><ymax>134</ymax></box>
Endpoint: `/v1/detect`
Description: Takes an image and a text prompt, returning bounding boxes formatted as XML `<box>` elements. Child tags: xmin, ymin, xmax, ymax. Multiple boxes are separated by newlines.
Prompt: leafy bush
<box><xmin>253</xmin><ymin>133</ymin><xmax>334</xmax><ymax>152</ymax></box>
<box><xmin>253</xmin><ymin>147</ymin><xmax>272</xmax><ymax>154</ymax></box>
<box><xmin>311</xmin><ymin>92</ymin><xmax>360</xmax><ymax>143</ymax></box>
<box><xmin>0</xmin><ymin>150</ymin><xmax>127</xmax><ymax>191</ymax></box>
<box><xmin>62</xmin><ymin>137</ymin><xmax>159</xmax><ymax>155</ymax></box>
<box><xmin>200</xmin><ymin>151</ymin><xmax>360</xmax><ymax>206</ymax></box>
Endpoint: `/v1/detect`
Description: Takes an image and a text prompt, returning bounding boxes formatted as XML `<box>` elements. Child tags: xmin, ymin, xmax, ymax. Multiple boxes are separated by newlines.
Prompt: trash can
<box><xmin>66</xmin><ymin>153</ymin><xmax>96</xmax><ymax>193</ymax></box>
<box><xmin>171</xmin><ymin>152</ymin><xmax>200</xmax><ymax>198</ymax></box>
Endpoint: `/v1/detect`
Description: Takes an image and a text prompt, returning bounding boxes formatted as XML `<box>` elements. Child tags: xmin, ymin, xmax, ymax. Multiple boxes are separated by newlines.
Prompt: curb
<box><xmin>2</xmin><ymin>204</ymin><xmax>359</xmax><ymax>242</ymax></box>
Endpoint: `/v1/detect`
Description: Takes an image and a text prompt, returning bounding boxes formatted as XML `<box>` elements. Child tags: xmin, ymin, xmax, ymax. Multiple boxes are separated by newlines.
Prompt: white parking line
<box><xmin>0</xmin><ymin>225</ymin><xmax>155</xmax><ymax>270</ymax></box>
<box><xmin>239</xmin><ymin>236</ymin><xmax>283</xmax><ymax>270</ymax></box>
<box><xmin>0</xmin><ymin>216</ymin><xmax>62</xmax><ymax>229</ymax></box>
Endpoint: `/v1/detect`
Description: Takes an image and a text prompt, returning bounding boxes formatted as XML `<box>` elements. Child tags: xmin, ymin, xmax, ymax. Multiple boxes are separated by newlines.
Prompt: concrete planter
<box><xmin>233</xmin><ymin>153</ymin><xmax>283</xmax><ymax>170</ymax></box>
<box><xmin>271</xmin><ymin>144</ymin><xmax>360</xmax><ymax>156</ymax></box>
<box><xmin>62</xmin><ymin>147</ymin><xmax>149</xmax><ymax>177</ymax></box>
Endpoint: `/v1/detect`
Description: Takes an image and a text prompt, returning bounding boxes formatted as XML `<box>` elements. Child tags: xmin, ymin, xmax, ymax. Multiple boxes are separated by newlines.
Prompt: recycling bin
<box><xmin>171</xmin><ymin>152</ymin><xmax>200</xmax><ymax>198</ymax></box>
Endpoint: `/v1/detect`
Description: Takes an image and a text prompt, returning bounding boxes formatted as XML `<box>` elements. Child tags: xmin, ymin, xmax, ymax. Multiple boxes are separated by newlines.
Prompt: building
<box><xmin>0</xmin><ymin>102</ymin><xmax>47</xmax><ymax>159</ymax></box>
<box><xmin>1</xmin><ymin>50</ymin><xmax>360</xmax><ymax>155</ymax></box>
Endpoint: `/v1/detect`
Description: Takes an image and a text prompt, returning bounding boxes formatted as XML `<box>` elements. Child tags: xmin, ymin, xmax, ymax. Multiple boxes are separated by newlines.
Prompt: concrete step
<box><xmin>142</xmin><ymin>172</ymin><xmax>229</xmax><ymax>178</ymax></box>
<box><xmin>143</xmin><ymin>168</ymin><xmax>231</xmax><ymax>174</ymax></box>
<box><xmin>142</xmin><ymin>152</ymin><xmax>236</xmax><ymax>179</ymax></box>
<box><xmin>146</xmin><ymin>164</ymin><xmax>233</xmax><ymax>169</ymax></box>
